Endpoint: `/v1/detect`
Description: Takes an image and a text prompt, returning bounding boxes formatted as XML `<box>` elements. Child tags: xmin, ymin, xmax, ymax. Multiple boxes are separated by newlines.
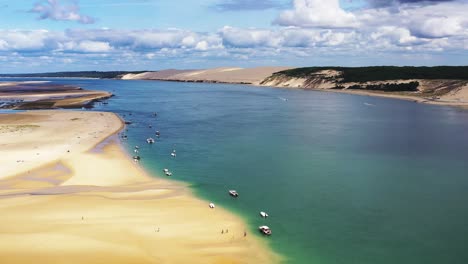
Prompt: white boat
<box><xmin>229</xmin><ymin>190</ymin><xmax>239</xmax><ymax>197</ymax></box>
<box><xmin>163</xmin><ymin>168</ymin><xmax>169</xmax><ymax>173</ymax></box>
<box><xmin>134</xmin><ymin>149</ymin><xmax>139</xmax><ymax>153</ymax></box>
<box><xmin>171</xmin><ymin>152</ymin><xmax>176</xmax><ymax>157</ymax></box>
<box><xmin>146</xmin><ymin>138</ymin><xmax>155</xmax><ymax>144</ymax></box>
<box><xmin>134</xmin><ymin>146</ymin><xmax>139</xmax><ymax>149</ymax></box>
<box><xmin>155</xmin><ymin>131</ymin><xmax>160</xmax><ymax>137</ymax></box>
<box><xmin>260</xmin><ymin>211</ymin><xmax>269</xmax><ymax>218</ymax></box>
<box><xmin>209</xmin><ymin>203</ymin><xmax>215</xmax><ymax>208</ymax></box>
<box><xmin>258</xmin><ymin>226</ymin><xmax>272</xmax><ymax>236</ymax></box>
<box><xmin>165</xmin><ymin>171</ymin><xmax>172</xmax><ymax>176</ymax></box>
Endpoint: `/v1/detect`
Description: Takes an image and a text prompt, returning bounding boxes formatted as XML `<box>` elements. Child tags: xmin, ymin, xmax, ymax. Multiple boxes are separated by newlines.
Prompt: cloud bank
<box><xmin>0</xmin><ymin>0</ymin><xmax>466</xmax><ymax>72</ymax></box>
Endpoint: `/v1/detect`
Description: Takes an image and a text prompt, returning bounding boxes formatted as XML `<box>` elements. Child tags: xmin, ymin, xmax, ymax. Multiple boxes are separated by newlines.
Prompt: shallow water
<box><xmin>4</xmin><ymin>78</ymin><xmax>468</xmax><ymax>263</ymax></box>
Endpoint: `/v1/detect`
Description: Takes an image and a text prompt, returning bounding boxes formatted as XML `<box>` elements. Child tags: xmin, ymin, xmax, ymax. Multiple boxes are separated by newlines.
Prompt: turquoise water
<box><xmin>5</xmin><ymin>78</ymin><xmax>468</xmax><ymax>263</ymax></box>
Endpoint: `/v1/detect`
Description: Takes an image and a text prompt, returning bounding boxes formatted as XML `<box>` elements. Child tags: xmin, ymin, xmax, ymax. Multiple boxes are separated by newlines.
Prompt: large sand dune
<box><xmin>122</xmin><ymin>66</ymin><xmax>291</xmax><ymax>84</ymax></box>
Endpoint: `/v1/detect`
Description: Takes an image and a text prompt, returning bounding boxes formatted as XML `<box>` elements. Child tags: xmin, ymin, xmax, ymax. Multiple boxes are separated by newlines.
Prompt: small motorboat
<box><xmin>135</xmin><ymin>146</ymin><xmax>139</xmax><ymax>149</ymax></box>
<box><xmin>165</xmin><ymin>171</ymin><xmax>172</xmax><ymax>176</ymax></box>
<box><xmin>229</xmin><ymin>190</ymin><xmax>239</xmax><ymax>197</ymax></box>
<box><xmin>134</xmin><ymin>149</ymin><xmax>139</xmax><ymax>153</ymax></box>
<box><xmin>155</xmin><ymin>131</ymin><xmax>161</xmax><ymax>137</ymax></box>
<box><xmin>258</xmin><ymin>226</ymin><xmax>272</xmax><ymax>236</ymax></box>
<box><xmin>163</xmin><ymin>168</ymin><xmax>169</xmax><ymax>173</ymax></box>
<box><xmin>133</xmin><ymin>155</ymin><xmax>141</xmax><ymax>160</ymax></box>
<box><xmin>209</xmin><ymin>203</ymin><xmax>215</xmax><ymax>208</ymax></box>
<box><xmin>147</xmin><ymin>138</ymin><xmax>155</xmax><ymax>144</ymax></box>
<box><xmin>171</xmin><ymin>152</ymin><xmax>176</xmax><ymax>157</ymax></box>
<box><xmin>260</xmin><ymin>211</ymin><xmax>269</xmax><ymax>218</ymax></box>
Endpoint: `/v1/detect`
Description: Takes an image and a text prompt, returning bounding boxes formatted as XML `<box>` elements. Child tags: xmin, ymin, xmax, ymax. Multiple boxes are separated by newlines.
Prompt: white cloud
<box><xmin>275</xmin><ymin>0</ymin><xmax>359</xmax><ymax>28</ymax></box>
<box><xmin>31</xmin><ymin>0</ymin><xmax>95</xmax><ymax>24</ymax></box>
<box><xmin>195</xmin><ymin>41</ymin><xmax>209</xmax><ymax>51</ymax></box>
<box><xmin>371</xmin><ymin>26</ymin><xmax>425</xmax><ymax>47</ymax></box>
<box><xmin>220</xmin><ymin>26</ymin><xmax>281</xmax><ymax>48</ymax></box>
<box><xmin>75</xmin><ymin>40</ymin><xmax>112</xmax><ymax>52</ymax></box>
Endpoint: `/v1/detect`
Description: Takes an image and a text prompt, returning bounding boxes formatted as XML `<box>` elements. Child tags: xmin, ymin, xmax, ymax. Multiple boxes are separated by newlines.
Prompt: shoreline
<box><xmin>0</xmin><ymin>110</ymin><xmax>280</xmax><ymax>263</ymax></box>
<box><xmin>123</xmin><ymin>78</ymin><xmax>468</xmax><ymax>108</ymax></box>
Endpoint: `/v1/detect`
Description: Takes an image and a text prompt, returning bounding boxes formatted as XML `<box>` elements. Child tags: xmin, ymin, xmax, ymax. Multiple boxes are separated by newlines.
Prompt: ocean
<box><xmin>6</xmin><ymin>78</ymin><xmax>468</xmax><ymax>263</ymax></box>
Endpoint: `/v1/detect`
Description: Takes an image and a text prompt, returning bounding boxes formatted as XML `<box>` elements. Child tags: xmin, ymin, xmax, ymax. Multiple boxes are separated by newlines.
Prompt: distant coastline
<box><xmin>120</xmin><ymin>66</ymin><xmax>468</xmax><ymax>108</ymax></box>
<box><xmin>2</xmin><ymin>66</ymin><xmax>468</xmax><ymax>107</ymax></box>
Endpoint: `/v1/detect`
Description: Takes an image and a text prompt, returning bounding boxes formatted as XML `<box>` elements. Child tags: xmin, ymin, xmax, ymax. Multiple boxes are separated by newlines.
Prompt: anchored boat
<box><xmin>258</xmin><ymin>226</ymin><xmax>272</xmax><ymax>236</ymax></box>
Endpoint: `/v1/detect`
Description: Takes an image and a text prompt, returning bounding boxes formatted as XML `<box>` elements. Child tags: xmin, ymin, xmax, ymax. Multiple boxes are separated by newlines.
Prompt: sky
<box><xmin>0</xmin><ymin>0</ymin><xmax>467</xmax><ymax>73</ymax></box>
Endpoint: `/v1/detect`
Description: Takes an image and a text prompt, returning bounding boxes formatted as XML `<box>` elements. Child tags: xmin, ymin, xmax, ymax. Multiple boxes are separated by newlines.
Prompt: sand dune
<box><xmin>122</xmin><ymin>66</ymin><xmax>291</xmax><ymax>85</ymax></box>
<box><xmin>0</xmin><ymin>111</ymin><xmax>278</xmax><ymax>264</ymax></box>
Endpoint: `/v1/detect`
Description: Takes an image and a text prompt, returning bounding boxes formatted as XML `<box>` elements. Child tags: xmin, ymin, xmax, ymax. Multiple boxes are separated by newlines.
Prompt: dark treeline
<box><xmin>0</xmin><ymin>71</ymin><xmax>147</xmax><ymax>79</ymax></box>
<box><xmin>346</xmin><ymin>81</ymin><xmax>420</xmax><ymax>92</ymax></box>
<box><xmin>276</xmin><ymin>66</ymin><xmax>468</xmax><ymax>82</ymax></box>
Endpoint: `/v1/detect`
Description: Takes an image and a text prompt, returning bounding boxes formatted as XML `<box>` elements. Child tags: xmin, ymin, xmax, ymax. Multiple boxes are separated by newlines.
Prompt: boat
<box><xmin>155</xmin><ymin>131</ymin><xmax>160</xmax><ymax>137</ymax></box>
<box><xmin>165</xmin><ymin>171</ymin><xmax>172</xmax><ymax>176</ymax></box>
<box><xmin>146</xmin><ymin>138</ymin><xmax>155</xmax><ymax>144</ymax></box>
<box><xmin>209</xmin><ymin>203</ymin><xmax>215</xmax><ymax>208</ymax></box>
<box><xmin>258</xmin><ymin>226</ymin><xmax>272</xmax><ymax>236</ymax></box>
<box><xmin>171</xmin><ymin>152</ymin><xmax>176</xmax><ymax>157</ymax></box>
<box><xmin>133</xmin><ymin>155</ymin><xmax>141</xmax><ymax>160</ymax></box>
<box><xmin>134</xmin><ymin>149</ymin><xmax>139</xmax><ymax>153</ymax></box>
<box><xmin>229</xmin><ymin>190</ymin><xmax>239</xmax><ymax>197</ymax></box>
<box><xmin>163</xmin><ymin>168</ymin><xmax>169</xmax><ymax>173</ymax></box>
<box><xmin>260</xmin><ymin>211</ymin><xmax>269</xmax><ymax>218</ymax></box>
<box><xmin>135</xmin><ymin>146</ymin><xmax>139</xmax><ymax>149</ymax></box>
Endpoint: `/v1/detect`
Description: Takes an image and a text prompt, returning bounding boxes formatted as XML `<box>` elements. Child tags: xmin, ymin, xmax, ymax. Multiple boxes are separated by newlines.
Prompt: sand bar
<box><xmin>0</xmin><ymin>82</ymin><xmax>112</xmax><ymax>109</ymax></box>
<box><xmin>0</xmin><ymin>110</ymin><xmax>278</xmax><ymax>264</ymax></box>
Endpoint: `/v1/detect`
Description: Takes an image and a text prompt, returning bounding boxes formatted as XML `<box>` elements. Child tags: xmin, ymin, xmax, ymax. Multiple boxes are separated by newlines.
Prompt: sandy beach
<box><xmin>0</xmin><ymin>111</ymin><xmax>278</xmax><ymax>263</ymax></box>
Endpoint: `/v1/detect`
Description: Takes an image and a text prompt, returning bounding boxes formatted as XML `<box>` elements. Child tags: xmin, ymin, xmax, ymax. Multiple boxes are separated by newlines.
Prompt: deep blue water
<box><xmin>3</xmin><ymin>78</ymin><xmax>468</xmax><ymax>263</ymax></box>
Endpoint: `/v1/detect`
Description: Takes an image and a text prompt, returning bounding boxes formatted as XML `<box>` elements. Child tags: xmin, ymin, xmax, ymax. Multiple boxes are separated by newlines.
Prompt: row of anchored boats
<box><xmin>226</xmin><ymin>190</ymin><xmax>272</xmax><ymax>236</ymax></box>
<box><xmin>130</xmin><ymin>112</ymin><xmax>272</xmax><ymax>236</ymax></box>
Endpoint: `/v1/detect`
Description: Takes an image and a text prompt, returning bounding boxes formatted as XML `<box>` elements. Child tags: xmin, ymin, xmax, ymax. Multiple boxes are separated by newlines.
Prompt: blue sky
<box><xmin>0</xmin><ymin>0</ymin><xmax>467</xmax><ymax>73</ymax></box>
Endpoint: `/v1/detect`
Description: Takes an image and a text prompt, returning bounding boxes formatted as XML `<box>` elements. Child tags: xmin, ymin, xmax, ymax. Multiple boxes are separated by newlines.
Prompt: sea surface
<box><xmin>4</xmin><ymin>78</ymin><xmax>468</xmax><ymax>263</ymax></box>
